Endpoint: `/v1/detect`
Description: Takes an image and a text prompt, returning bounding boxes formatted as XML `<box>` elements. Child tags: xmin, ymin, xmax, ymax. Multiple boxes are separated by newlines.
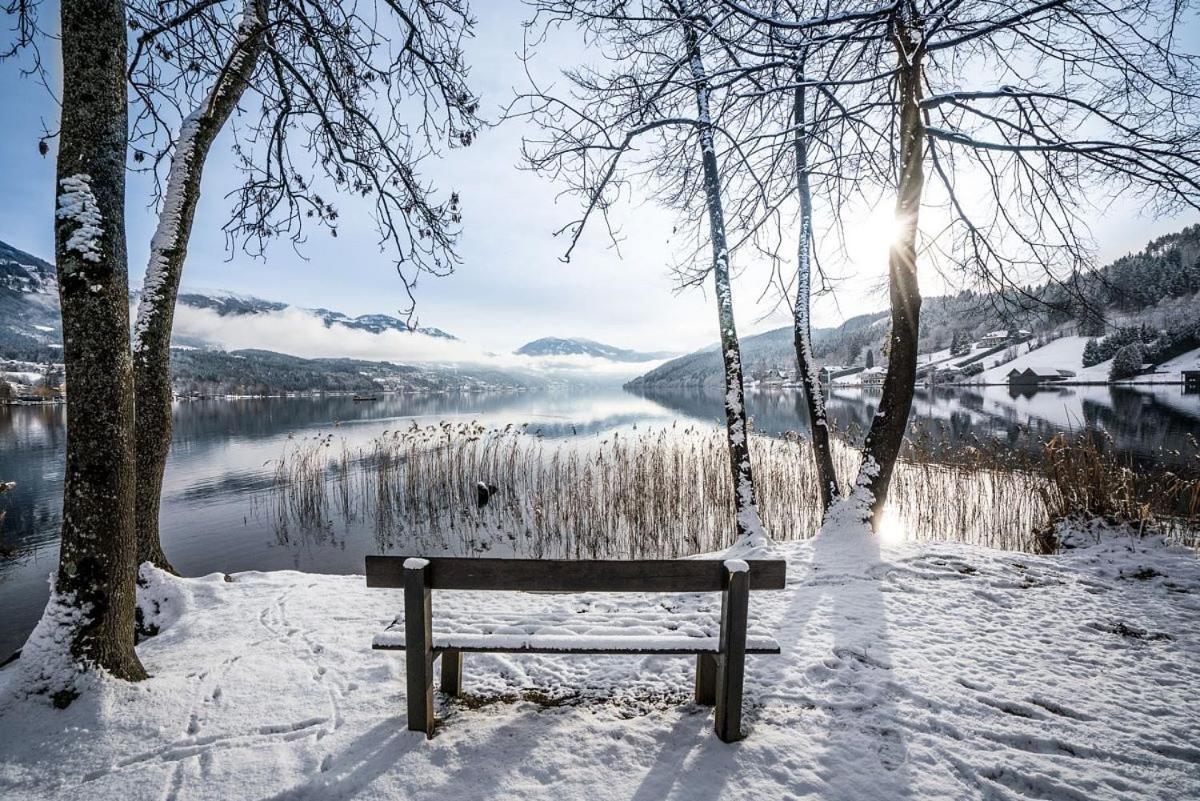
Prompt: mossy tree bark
<box><xmin>51</xmin><ymin>0</ymin><xmax>147</xmax><ymax>701</ymax></box>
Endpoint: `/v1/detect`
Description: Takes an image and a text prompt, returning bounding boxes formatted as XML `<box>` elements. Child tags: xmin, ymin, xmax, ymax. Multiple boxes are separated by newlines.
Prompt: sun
<box><xmin>875</xmin><ymin>504</ymin><xmax>908</xmax><ymax>546</ymax></box>
<box><xmin>862</xmin><ymin>203</ymin><xmax>911</xmax><ymax>250</ymax></box>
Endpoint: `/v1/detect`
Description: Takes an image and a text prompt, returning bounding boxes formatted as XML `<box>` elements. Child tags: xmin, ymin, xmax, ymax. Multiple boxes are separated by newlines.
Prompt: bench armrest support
<box><xmin>405</xmin><ymin>560</ymin><xmax>435</xmax><ymax>737</ymax></box>
<box><xmin>715</xmin><ymin>563</ymin><xmax>749</xmax><ymax>743</ymax></box>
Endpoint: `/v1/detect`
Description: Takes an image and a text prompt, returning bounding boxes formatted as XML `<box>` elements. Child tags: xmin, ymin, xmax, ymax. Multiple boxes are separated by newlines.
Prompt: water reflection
<box><xmin>635</xmin><ymin>383</ymin><xmax>1200</xmax><ymax>470</ymax></box>
<box><xmin>1</xmin><ymin>381</ymin><xmax>1197</xmax><ymax>659</ymax></box>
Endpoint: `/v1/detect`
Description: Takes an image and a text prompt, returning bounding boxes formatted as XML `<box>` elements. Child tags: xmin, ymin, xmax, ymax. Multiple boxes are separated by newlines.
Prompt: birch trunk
<box><xmin>47</xmin><ymin>0</ymin><xmax>146</xmax><ymax>702</ymax></box>
<box><xmin>858</xmin><ymin>12</ymin><xmax>925</xmax><ymax>525</ymax></box>
<box><xmin>681</xmin><ymin>11</ymin><xmax>767</xmax><ymax>549</ymax></box>
<box><xmin>791</xmin><ymin>62</ymin><xmax>840</xmax><ymax>512</ymax></box>
<box><xmin>132</xmin><ymin>0</ymin><xmax>268</xmax><ymax>571</ymax></box>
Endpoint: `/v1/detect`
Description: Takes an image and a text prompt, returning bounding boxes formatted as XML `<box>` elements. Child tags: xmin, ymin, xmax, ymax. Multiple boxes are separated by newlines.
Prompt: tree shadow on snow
<box><xmin>772</xmin><ymin>529</ymin><xmax>915</xmax><ymax>800</ymax></box>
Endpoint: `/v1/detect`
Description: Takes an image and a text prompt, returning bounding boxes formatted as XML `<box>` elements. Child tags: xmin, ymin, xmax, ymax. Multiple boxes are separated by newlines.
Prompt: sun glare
<box><xmin>876</xmin><ymin>504</ymin><xmax>908</xmax><ymax>546</ymax></box>
<box><xmin>862</xmin><ymin>204</ymin><xmax>910</xmax><ymax>250</ymax></box>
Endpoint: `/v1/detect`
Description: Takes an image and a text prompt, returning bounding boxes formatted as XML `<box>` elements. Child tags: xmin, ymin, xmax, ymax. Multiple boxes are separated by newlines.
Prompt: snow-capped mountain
<box><xmin>0</xmin><ymin>241</ymin><xmax>62</xmax><ymax>359</ymax></box>
<box><xmin>0</xmin><ymin>239</ymin><xmax>459</xmax><ymax>359</ymax></box>
<box><xmin>0</xmin><ymin>240</ymin><xmax>55</xmax><ymax>295</ymax></box>
<box><xmin>174</xmin><ymin>288</ymin><xmax>457</xmax><ymax>340</ymax></box>
<box><xmin>515</xmin><ymin>337</ymin><xmax>675</xmax><ymax>363</ymax></box>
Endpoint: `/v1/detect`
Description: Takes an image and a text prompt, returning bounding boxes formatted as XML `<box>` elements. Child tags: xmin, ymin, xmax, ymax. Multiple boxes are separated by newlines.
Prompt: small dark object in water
<box><xmin>476</xmin><ymin>481</ymin><xmax>499</xmax><ymax>508</ymax></box>
<box><xmin>352</xmin><ymin>394</ymin><xmax>379</xmax><ymax>402</ymax></box>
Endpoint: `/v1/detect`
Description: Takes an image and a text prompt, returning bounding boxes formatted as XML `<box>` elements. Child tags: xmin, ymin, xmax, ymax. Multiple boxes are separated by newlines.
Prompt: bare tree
<box><xmin>125</xmin><ymin>0</ymin><xmax>482</xmax><ymax>570</ymax></box>
<box><xmin>130</xmin><ymin>0</ymin><xmax>269</xmax><ymax>572</ymax></box>
<box><xmin>44</xmin><ymin>0</ymin><xmax>146</xmax><ymax>703</ymax></box>
<box><xmin>721</xmin><ymin>0</ymin><xmax>1200</xmax><ymax>526</ymax></box>
<box><xmin>520</xmin><ymin>0</ymin><xmax>768</xmax><ymax>548</ymax></box>
<box><xmin>2</xmin><ymin>0</ymin><xmax>481</xmax><ymax>696</ymax></box>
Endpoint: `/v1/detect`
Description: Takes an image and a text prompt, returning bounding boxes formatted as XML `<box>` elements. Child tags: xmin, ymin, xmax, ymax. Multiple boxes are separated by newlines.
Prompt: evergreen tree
<box><xmin>1110</xmin><ymin>344</ymin><xmax>1145</xmax><ymax>380</ymax></box>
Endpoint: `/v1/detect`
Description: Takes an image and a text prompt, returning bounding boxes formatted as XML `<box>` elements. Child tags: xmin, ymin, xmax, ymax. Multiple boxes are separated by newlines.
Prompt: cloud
<box><xmin>170</xmin><ymin>304</ymin><xmax>664</xmax><ymax>377</ymax></box>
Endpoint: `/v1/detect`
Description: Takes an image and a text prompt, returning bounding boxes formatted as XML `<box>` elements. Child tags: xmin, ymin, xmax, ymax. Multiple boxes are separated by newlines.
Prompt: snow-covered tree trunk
<box><xmin>681</xmin><ymin>10</ymin><xmax>767</xmax><ymax>550</ymax></box>
<box><xmin>857</xmin><ymin>9</ymin><xmax>925</xmax><ymax>525</ymax></box>
<box><xmin>791</xmin><ymin>60</ymin><xmax>839</xmax><ymax>512</ymax></box>
<box><xmin>43</xmin><ymin>0</ymin><xmax>146</xmax><ymax>703</ymax></box>
<box><xmin>132</xmin><ymin>0</ymin><xmax>268</xmax><ymax>572</ymax></box>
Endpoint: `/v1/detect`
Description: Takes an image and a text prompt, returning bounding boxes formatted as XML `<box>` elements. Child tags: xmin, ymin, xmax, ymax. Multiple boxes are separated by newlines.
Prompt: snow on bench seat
<box><xmin>372</xmin><ymin>608</ymin><xmax>781</xmax><ymax>654</ymax></box>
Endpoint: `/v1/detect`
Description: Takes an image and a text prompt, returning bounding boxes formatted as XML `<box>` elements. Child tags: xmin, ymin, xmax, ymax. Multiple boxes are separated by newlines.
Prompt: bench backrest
<box><xmin>365</xmin><ymin>555</ymin><xmax>786</xmax><ymax>593</ymax></box>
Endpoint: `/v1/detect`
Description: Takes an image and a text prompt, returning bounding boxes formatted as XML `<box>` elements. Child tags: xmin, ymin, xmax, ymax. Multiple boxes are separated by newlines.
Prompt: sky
<box><xmin>1</xmin><ymin>1</ymin><xmax>1197</xmax><ymax>361</ymax></box>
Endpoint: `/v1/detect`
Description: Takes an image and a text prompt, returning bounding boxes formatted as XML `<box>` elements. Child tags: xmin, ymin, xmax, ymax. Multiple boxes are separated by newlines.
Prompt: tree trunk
<box><xmin>681</xmin><ymin>11</ymin><xmax>767</xmax><ymax>549</ymax></box>
<box><xmin>132</xmin><ymin>0</ymin><xmax>268</xmax><ymax>572</ymax></box>
<box><xmin>47</xmin><ymin>0</ymin><xmax>146</xmax><ymax>703</ymax></box>
<box><xmin>858</xmin><ymin>12</ymin><xmax>925</xmax><ymax>526</ymax></box>
<box><xmin>791</xmin><ymin>61</ymin><xmax>840</xmax><ymax>512</ymax></box>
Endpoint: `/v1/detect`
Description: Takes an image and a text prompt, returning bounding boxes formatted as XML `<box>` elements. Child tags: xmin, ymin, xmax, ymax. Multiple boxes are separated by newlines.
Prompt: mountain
<box><xmin>0</xmin><ymin>241</ymin><xmax>62</xmax><ymax>361</ymax></box>
<box><xmin>629</xmin><ymin>223</ymin><xmax>1200</xmax><ymax>389</ymax></box>
<box><xmin>165</xmin><ymin>289</ymin><xmax>458</xmax><ymax>341</ymax></box>
<box><xmin>0</xmin><ymin>237</ymin><xmax>461</xmax><ymax>351</ymax></box>
<box><xmin>626</xmin><ymin>312</ymin><xmax>888</xmax><ymax>389</ymax></box>
<box><xmin>168</xmin><ymin>348</ymin><xmax>541</xmax><ymax>396</ymax></box>
<box><xmin>0</xmin><ymin>239</ymin><xmax>536</xmax><ymax>394</ymax></box>
<box><xmin>515</xmin><ymin>337</ymin><xmax>675</xmax><ymax>363</ymax></box>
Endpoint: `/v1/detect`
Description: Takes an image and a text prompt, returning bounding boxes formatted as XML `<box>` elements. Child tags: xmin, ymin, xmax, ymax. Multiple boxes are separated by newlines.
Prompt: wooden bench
<box><xmin>365</xmin><ymin>555</ymin><xmax>787</xmax><ymax>742</ymax></box>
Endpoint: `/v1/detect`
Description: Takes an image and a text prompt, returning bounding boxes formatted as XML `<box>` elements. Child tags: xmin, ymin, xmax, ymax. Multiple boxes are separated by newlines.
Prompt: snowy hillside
<box><xmin>0</xmin><ymin>242</ymin><xmax>62</xmax><ymax>360</ymax></box>
<box><xmin>973</xmin><ymin>335</ymin><xmax>1200</xmax><ymax>385</ymax></box>
<box><xmin>974</xmin><ymin>336</ymin><xmax>1109</xmax><ymax>383</ymax></box>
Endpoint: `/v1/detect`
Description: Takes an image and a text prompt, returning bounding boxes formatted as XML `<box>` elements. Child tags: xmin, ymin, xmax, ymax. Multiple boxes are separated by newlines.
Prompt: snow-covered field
<box><xmin>973</xmin><ymin>336</ymin><xmax>1200</xmax><ymax>385</ymax></box>
<box><xmin>1</xmin><ymin>528</ymin><xmax>1198</xmax><ymax>801</ymax></box>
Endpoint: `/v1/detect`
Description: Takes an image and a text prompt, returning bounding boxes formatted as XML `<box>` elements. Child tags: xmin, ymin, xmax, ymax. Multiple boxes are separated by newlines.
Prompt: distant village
<box><xmin>746</xmin><ymin>327</ymin><xmax>1200</xmax><ymax>392</ymax></box>
<box><xmin>0</xmin><ymin>360</ymin><xmax>63</xmax><ymax>404</ymax></box>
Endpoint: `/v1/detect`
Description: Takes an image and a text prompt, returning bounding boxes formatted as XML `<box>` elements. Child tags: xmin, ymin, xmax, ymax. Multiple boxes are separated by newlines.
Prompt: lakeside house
<box><xmin>1007</xmin><ymin>367</ymin><xmax>1076</xmax><ymax>386</ymax></box>
<box><xmin>819</xmin><ymin>365</ymin><xmax>864</xmax><ymax>384</ymax></box>
<box><xmin>860</xmin><ymin>367</ymin><xmax>887</xmax><ymax>386</ymax></box>
<box><xmin>980</xmin><ymin>329</ymin><xmax>1033</xmax><ymax>347</ymax></box>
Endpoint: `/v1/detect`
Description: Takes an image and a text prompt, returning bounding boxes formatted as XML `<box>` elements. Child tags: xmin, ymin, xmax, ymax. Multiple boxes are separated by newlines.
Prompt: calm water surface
<box><xmin>2</xmin><ymin>383</ymin><xmax>1198</xmax><ymax>658</ymax></box>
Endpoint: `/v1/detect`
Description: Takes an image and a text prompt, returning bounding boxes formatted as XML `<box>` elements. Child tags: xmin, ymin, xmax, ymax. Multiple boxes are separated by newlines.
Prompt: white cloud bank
<box><xmin>170</xmin><ymin>304</ymin><xmax>664</xmax><ymax>377</ymax></box>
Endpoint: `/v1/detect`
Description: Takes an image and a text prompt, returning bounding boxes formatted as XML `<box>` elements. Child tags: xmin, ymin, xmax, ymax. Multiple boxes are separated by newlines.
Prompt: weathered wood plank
<box><xmin>441</xmin><ymin>651</ymin><xmax>462</xmax><ymax>697</ymax></box>
<box><xmin>366</xmin><ymin>556</ymin><xmax>787</xmax><ymax>592</ymax></box>
<box><xmin>715</xmin><ymin>566</ymin><xmax>749</xmax><ymax>743</ymax></box>
<box><xmin>404</xmin><ymin>561</ymin><xmax>435</xmax><ymax>738</ymax></box>
<box><xmin>695</xmin><ymin>653</ymin><xmax>717</xmax><ymax>705</ymax></box>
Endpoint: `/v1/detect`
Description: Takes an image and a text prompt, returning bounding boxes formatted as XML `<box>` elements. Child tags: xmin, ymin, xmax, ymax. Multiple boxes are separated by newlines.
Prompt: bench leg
<box><xmin>441</xmin><ymin>650</ymin><xmax>463</xmax><ymax>697</ymax></box>
<box><xmin>695</xmin><ymin>653</ymin><xmax>717</xmax><ymax>705</ymax></box>
<box><xmin>404</xmin><ymin>562</ymin><xmax>434</xmax><ymax>738</ymax></box>
<box><xmin>715</xmin><ymin>567</ymin><xmax>749</xmax><ymax>743</ymax></box>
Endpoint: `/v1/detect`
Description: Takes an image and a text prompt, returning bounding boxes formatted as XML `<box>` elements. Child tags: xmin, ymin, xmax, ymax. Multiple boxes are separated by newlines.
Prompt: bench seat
<box><xmin>373</xmin><ymin>630</ymin><xmax>781</xmax><ymax>654</ymax></box>
<box><xmin>372</xmin><ymin>608</ymin><xmax>780</xmax><ymax>653</ymax></box>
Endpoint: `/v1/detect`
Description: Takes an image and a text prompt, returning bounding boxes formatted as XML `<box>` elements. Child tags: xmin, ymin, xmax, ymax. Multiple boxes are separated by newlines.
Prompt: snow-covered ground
<box><xmin>1</xmin><ymin>529</ymin><xmax>1198</xmax><ymax>800</ymax></box>
<box><xmin>974</xmin><ymin>336</ymin><xmax>1108</xmax><ymax>384</ymax></box>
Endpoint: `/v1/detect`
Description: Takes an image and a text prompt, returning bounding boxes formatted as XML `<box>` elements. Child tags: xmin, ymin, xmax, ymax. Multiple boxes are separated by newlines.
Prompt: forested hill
<box><xmin>629</xmin><ymin>223</ymin><xmax>1200</xmax><ymax>389</ymax></box>
<box><xmin>168</xmin><ymin>349</ymin><xmax>544</xmax><ymax>396</ymax></box>
<box><xmin>627</xmin><ymin>311</ymin><xmax>889</xmax><ymax>388</ymax></box>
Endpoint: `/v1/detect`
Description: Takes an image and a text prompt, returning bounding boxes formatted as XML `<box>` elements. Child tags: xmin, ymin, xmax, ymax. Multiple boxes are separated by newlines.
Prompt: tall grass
<box><xmin>1035</xmin><ymin>431</ymin><xmax>1200</xmax><ymax>545</ymax></box>
<box><xmin>261</xmin><ymin>421</ymin><xmax>1196</xmax><ymax>557</ymax></box>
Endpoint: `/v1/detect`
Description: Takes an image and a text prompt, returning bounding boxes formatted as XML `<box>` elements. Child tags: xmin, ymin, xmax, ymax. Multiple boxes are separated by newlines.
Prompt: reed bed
<box><xmin>261</xmin><ymin>420</ymin><xmax>1187</xmax><ymax>558</ymax></box>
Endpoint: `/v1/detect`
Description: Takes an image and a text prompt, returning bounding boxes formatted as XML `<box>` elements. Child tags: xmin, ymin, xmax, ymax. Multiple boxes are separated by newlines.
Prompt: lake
<box><xmin>2</xmin><ymin>382</ymin><xmax>1198</xmax><ymax>659</ymax></box>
